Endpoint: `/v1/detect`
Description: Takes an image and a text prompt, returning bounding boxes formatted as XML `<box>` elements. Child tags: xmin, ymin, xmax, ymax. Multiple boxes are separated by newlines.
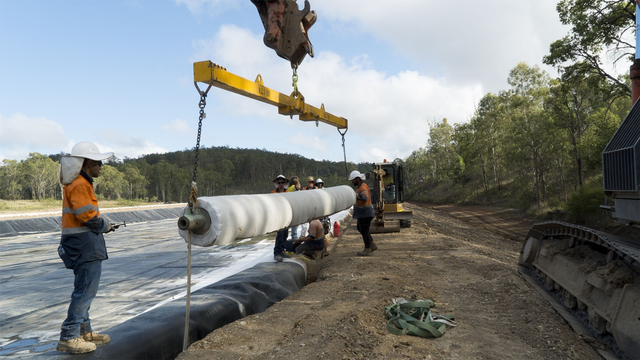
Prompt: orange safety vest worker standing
<box><xmin>348</xmin><ymin>170</ymin><xmax>378</xmax><ymax>256</ymax></box>
<box><xmin>57</xmin><ymin>142</ymin><xmax>115</xmax><ymax>354</ymax></box>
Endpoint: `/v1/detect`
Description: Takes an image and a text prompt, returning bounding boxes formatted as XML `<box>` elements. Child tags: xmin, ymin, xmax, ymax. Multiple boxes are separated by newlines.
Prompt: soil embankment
<box><xmin>178</xmin><ymin>203</ymin><xmax>599</xmax><ymax>360</ymax></box>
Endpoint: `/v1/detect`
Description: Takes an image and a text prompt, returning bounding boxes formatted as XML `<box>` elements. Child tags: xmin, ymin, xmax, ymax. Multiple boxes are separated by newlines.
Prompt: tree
<box><xmin>506</xmin><ymin>63</ymin><xmax>554</xmax><ymax>208</ymax></box>
<box><xmin>544</xmin><ymin>0</ymin><xmax>635</xmax><ymax>94</ymax></box>
<box><xmin>94</xmin><ymin>165</ymin><xmax>127</xmax><ymax>200</ymax></box>
<box><xmin>22</xmin><ymin>153</ymin><xmax>58</xmax><ymax>200</ymax></box>
<box><xmin>121</xmin><ymin>163</ymin><xmax>148</xmax><ymax>199</ymax></box>
<box><xmin>0</xmin><ymin>159</ymin><xmax>23</xmax><ymax>200</ymax></box>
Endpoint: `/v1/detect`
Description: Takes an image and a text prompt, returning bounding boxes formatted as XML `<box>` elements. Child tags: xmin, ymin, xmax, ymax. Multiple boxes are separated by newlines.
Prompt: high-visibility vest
<box><xmin>62</xmin><ymin>175</ymin><xmax>101</xmax><ymax>235</ymax></box>
<box><xmin>356</xmin><ymin>183</ymin><xmax>372</xmax><ymax>207</ymax></box>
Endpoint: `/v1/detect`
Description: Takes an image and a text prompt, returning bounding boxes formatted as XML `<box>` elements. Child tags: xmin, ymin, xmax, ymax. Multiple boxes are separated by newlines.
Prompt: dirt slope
<box><xmin>177</xmin><ymin>203</ymin><xmax>599</xmax><ymax>360</ymax></box>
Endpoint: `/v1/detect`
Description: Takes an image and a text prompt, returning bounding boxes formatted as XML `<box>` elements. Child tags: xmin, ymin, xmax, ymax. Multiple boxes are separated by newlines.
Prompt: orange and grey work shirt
<box><xmin>60</xmin><ymin>171</ymin><xmax>109</xmax><ymax>264</ymax></box>
<box><xmin>353</xmin><ymin>182</ymin><xmax>375</xmax><ymax>219</ymax></box>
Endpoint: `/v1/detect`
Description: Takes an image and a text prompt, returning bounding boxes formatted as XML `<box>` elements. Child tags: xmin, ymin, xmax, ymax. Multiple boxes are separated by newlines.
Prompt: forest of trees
<box><xmin>403</xmin><ymin>0</ymin><xmax>638</xmax><ymax>219</ymax></box>
<box><xmin>0</xmin><ymin>147</ymin><xmax>363</xmax><ymax>203</ymax></box>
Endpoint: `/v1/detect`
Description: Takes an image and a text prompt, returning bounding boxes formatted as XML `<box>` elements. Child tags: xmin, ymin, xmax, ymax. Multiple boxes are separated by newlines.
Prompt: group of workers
<box><xmin>270</xmin><ymin>170</ymin><xmax>377</xmax><ymax>262</ymax></box>
<box><xmin>270</xmin><ymin>174</ymin><xmax>327</xmax><ymax>262</ymax></box>
<box><xmin>54</xmin><ymin>141</ymin><xmax>378</xmax><ymax>354</ymax></box>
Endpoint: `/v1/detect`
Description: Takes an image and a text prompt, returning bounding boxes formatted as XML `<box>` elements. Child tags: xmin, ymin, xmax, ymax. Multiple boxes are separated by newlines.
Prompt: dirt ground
<box><xmin>177</xmin><ymin>202</ymin><xmax>601</xmax><ymax>360</ymax></box>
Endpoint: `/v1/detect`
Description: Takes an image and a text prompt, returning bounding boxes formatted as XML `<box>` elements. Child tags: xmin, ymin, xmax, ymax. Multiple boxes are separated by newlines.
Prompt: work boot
<box><xmin>274</xmin><ymin>254</ymin><xmax>283</xmax><ymax>262</ymax></box>
<box><xmin>57</xmin><ymin>337</ymin><xmax>97</xmax><ymax>354</ymax></box>
<box><xmin>281</xmin><ymin>253</ymin><xmax>293</xmax><ymax>258</ymax></box>
<box><xmin>82</xmin><ymin>331</ymin><xmax>110</xmax><ymax>345</ymax></box>
<box><xmin>370</xmin><ymin>241</ymin><xmax>378</xmax><ymax>252</ymax></box>
<box><xmin>357</xmin><ymin>248</ymin><xmax>372</xmax><ymax>256</ymax></box>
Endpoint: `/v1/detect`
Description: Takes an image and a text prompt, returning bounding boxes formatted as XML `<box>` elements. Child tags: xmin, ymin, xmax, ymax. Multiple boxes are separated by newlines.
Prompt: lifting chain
<box><xmin>292</xmin><ymin>65</ymin><xmax>299</xmax><ymax>98</ymax></box>
<box><xmin>338</xmin><ymin>128</ymin><xmax>348</xmax><ymax>183</ymax></box>
<box><xmin>184</xmin><ymin>82</ymin><xmax>211</xmax><ymax>352</ymax></box>
<box><xmin>189</xmin><ymin>83</ymin><xmax>212</xmax><ymax>211</ymax></box>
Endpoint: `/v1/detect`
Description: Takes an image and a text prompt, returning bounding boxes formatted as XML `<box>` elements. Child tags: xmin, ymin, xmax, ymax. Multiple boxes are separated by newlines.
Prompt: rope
<box><xmin>183</xmin><ymin>231</ymin><xmax>192</xmax><ymax>351</ymax></box>
<box><xmin>385</xmin><ymin>298</ymin><xmax>456</xmax><ymax>338</ymax></box>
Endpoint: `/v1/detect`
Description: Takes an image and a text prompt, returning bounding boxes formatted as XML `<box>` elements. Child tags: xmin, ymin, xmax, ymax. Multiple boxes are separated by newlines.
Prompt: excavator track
<box><xmin>518</xmin><ymin>221</ymin><xmax>640</xmax><ymax>360</ymax></box>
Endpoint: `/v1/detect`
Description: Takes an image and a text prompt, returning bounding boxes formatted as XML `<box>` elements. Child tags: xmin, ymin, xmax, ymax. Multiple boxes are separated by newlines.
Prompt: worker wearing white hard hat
<box><xmin>315</xmin><ymin>178</ymin><xmax>324</xmax><ymax>189</ymax></box>
<box><xmin>349</xmin><ymin>169</ymin><xmax>378</xmax><ymax>256</ymax></box>
<box><xmin>57</xmin><ymin>142</ymin><xmax>114</xmax><ymax>354</ymax></box>
<box><xmin>271</xmin><ymin>174</ymin><xmax>292</xmax><ymax>262</ymax></box>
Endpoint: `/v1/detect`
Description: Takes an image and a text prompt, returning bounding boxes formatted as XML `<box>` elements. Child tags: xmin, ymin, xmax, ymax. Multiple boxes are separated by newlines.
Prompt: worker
<box><xmin>383</xmin><ymin>169</ymin><xmax>395</xmax><ymax>201</ymax></box>
<box><xmin>315</xmin><ymin>178</ymin><xmax>324</xmax><ymax>189</ymax></box>
<box><xmin>287</xmin><ymin>176</ymin><xmax>302</xmax><ymax>242</ymax></box>
<box><xmin>271</xmin><ymin>174</ymin><xmax>292</xmax><ymax>262</ymax></box>
<box><xmin>304</xmin><ymin>176</ymin><xmax>316</xmax><ymax>190</ymax></box>
<box><xmin>57</xmin><ymin>142</ymin><xmax>115</xmax><ymax>354</ymax></box>
<box><xmin>284</xmin><ymin>219</ymin><xmax>325</xmax><ymax>255</ymax></box>
<box><xmin>287</xmin><ymin>176</ymin><xmax>301</xmax><ymax>193</ymax></box>
<box><xmin>348</xmin><ymin>170</ymin><xmax>378</xmax><ymax>256</ymax></box>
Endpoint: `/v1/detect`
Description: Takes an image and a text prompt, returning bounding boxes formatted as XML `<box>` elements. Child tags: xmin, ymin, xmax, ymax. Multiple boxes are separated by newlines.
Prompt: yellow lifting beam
<box><xmin>193</xmin><ymin>60</ymin><xmax>348</xmax><ymax>129</ymax></box>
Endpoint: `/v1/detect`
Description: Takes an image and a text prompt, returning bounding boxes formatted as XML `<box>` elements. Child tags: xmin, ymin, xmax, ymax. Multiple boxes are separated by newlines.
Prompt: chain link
<box><xmin>189</xmin><ymin>86</ymin><xmax>210</xmax><ymax>210</ymax></box>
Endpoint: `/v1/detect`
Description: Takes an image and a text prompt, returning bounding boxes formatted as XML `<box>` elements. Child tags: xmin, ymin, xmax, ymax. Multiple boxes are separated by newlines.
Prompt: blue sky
<box><xmin>1</xmin><ymin>0</ymin><xmax>573</xmax><ymax>163</ymax></box>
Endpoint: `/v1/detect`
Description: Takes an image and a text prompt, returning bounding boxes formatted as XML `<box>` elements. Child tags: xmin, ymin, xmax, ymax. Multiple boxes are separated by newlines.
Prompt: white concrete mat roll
<box><xmin>179</xmin><ymin>185</ymin><xmax>356</xmax><ymax>246</ymax></box>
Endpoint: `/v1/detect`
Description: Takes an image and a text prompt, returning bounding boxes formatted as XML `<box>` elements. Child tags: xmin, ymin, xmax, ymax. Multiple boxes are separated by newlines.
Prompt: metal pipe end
<box><xmin>178</xmin><ymin>208</ymin><xmax>211</xmax><ymax>235</ymax></box>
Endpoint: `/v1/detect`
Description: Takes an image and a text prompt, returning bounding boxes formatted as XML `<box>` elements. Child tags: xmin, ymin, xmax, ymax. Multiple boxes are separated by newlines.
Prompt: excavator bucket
<box><xmin>251</xmin><ymin>0</ymin><xmax>316</xmax><ymax>68</ymax></box>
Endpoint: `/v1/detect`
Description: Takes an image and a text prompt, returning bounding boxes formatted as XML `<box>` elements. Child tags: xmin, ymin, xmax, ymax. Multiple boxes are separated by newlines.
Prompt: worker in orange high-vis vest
<box><xmin>348</xmin><ymin>170</ymin><xmax>378</xmax><ymax>256</ymax></box>
<box><xmin>56</xmin><ymin>142</ymin><xmax>115</xmax><ymax>355</ymax></box>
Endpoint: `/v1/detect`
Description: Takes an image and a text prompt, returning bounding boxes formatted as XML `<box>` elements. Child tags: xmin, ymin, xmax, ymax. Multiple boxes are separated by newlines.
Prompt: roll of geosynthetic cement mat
<box><xmin>179</xmin><ymin>185</ymin><xmax>355</xmax><ymax>247</ymax></box>
<box><xmin>36</xmin><ymin>261</ymin><xmax>306</xmax><ymax>360</ymax></box>
<box><xmin>282</xmin><ymin>186</ymin><xmax>356</xmax><ymax>227</ymax></box>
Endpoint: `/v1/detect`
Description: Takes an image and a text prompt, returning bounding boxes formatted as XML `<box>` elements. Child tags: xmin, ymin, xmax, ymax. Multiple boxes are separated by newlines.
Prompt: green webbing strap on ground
<box><xmin>385</xmin><ymin>299</ymin><xmax>454</xmax><ymax>338</ymax></box>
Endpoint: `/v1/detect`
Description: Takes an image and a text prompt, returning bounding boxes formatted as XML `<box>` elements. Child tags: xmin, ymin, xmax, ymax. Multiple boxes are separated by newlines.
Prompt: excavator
<box><xmin>517</xmin><ymin>3</ymin><xmax>640</xmax><ymax>359</ymax></box>
<box><xmin>369</xmin><ymin>161</ymin><xmax>413</xmax><ymax>233</ymax></box>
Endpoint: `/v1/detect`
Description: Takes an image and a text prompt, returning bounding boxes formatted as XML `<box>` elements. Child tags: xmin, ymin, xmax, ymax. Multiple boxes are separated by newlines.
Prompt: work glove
<box><xmin>104</xmin><ymin>222</ymin><xmax>116</xmax><ymax>234</ymax></box>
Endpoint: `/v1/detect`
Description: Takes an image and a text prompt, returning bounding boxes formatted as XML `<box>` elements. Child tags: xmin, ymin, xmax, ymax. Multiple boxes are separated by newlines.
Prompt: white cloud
<box><xmin>97</xmin><ymin>132</ymin><xmax>169</xmax><ymax>159</ymax></box>
<box><xmin>287</xmin><ymin>133</ymin><xmax>327</xmax><ymax>152</ymax></box>
<box><xmin>0</xmin><ymin>113</ymin><xmax>70</xmax><ymax>161</ymax></box>
<box><xmin>162</xmin><ymin>119</ymin><xmax>193</xmax><ymax>135</ymax></box>
<box><xmin>175</xmin><ymin>0</ymin><xmax>239</xmax><ymax>16</ymax></box>
<box><xmin>192</xmin><ymin>25</ymin><xmax>482</xmax><ymax>163</ymax></box>
<box><xmin>315</xmin><ymin>0</ymin><xmax>570</xmax><ymax>93</ymax></box>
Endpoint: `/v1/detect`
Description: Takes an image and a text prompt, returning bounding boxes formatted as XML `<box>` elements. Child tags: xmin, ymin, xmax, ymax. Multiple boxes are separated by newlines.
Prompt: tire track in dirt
<box><xmin>423</xmin><ymin>203</ymin><xmax>535</xmax><ymax>242</ymax></box>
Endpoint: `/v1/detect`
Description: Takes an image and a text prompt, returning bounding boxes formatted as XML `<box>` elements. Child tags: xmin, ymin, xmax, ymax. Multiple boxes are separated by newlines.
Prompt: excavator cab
<box><xmin>251</xmin><ymin>0</ymin><xmax>317</xmax><ymax>68</ymax></box>
<box><xmin>369</xmin><ymin>161</ymin><xmax>413</xmax><ymax>233</ymax></box>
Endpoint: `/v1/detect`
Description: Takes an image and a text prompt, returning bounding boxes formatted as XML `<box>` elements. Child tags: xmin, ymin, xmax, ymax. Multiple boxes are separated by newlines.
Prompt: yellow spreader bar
<box><xmin>193</xmin><ymin>61</ymin><xmax>348</xmax><ymax>129</ymax></box>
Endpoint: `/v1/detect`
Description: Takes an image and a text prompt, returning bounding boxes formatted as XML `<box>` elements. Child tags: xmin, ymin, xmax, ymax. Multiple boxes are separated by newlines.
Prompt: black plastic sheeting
<box><xmin>36</xmin><ymin>261</ymin><xmax>306</xmax><ymax>360</ymax></box>
<box><xmin>0</xmin><ymin>208</ymin><xmax>183</xmax><ymax>238</ymax></box>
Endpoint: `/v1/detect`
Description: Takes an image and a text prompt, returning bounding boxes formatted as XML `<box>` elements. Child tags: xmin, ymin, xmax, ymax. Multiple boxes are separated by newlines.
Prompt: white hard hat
<box><xmin>315</xmin><ymin>178</ymin><xmax>323</xmax><ymax>183</ymax></box>
<box><xmin>348</xmin><ymin>170</ymin><xmax>365</xmax><ymax>181</ymax></box>
<box><xmin>273</xmin><ymin>174</ymin><xmax>289</xmax><ymax>183</ymax></box>
<box><xmin>70</xmin><ymin>142</ymin><xmax>113</xmax><ymax>161</ymax></box>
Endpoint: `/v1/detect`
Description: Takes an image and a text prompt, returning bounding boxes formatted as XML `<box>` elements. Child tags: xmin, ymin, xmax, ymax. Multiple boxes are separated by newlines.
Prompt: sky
<box><xmin>0</xmin><ymin>0</ymin><xmax>576</xmax><ymax>164</ymax></box>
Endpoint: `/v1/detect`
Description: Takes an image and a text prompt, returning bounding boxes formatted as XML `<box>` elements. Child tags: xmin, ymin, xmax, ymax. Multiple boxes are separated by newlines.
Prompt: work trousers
<box><xmin>284</xmin><ymin>239</ymin><xmax>323</xmax><ymax>254</ymax></box>
<box><xmin>274</xmin><ymin>229</ymin><xmax>288</xmax><ymax>256</ymax></box>
<box><xmin>356</xmin><ymin>217</ymin><xmax>374</xmax><ymax>249</ymax></box>
<box><xmin>60</xmin><ymin>260</ymin><xmax>102</xmax><ymax>340</ymax></box>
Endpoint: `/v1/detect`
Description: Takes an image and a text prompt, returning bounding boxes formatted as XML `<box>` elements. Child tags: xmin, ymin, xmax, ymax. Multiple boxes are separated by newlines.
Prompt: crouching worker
<box><xmin>57</xmin><ymin>142</ymin><xmax>115</xmax><ymax>354</ymax></box>
<box><xmin>285</xmin><ymin>219</ymin><xmax>325</xmax><ymax>257</ymax></box>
